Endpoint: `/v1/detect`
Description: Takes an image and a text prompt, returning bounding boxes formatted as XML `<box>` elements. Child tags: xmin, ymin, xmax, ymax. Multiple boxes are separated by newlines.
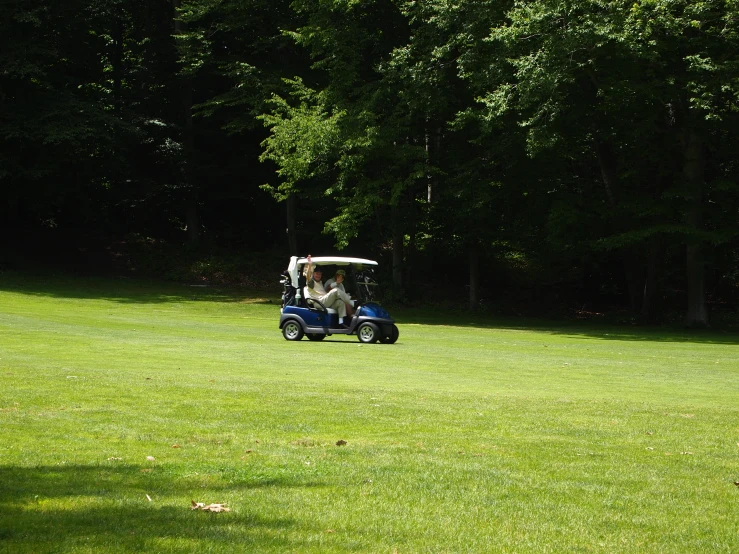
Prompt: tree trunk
<box><xmin>685</xmin><ymin>243</ymin><xmax>707</xmax><ymax>326</ymax></box>
<box><xmin>593</xmin><ymin>137</ymin><xmax>618</xmax><ymax>206</ymax></box>
<box><xmin>403</xmin><ymin>186</ymin><xmax>420</xmax><ymax>295</ymax></box>
<box><xmin>425</xmin><ymin>122</ymin><xmax>432</xmax><ymax>205</ymax></box>
<box><xmin>111</xmin><ymin>9</ymin><xmax>123</xmax><ymax>116</ymax></box>
<box><xmin>181</xmin><ymin>98</ymin><xmax>200</xmax><ymax>246</ymax></box>
<box><xmin>391</xmin><ymin>204</ymin><xmax>404</xmax><ymax>293</ymax></box>
<box><xmin>640</xmin><ymin>237</ymin><xmax>663</xmax><ymax>323</ymax></box>
<box><xmin>469</xmin><ymin>241</ymin><xmax>479</xmax><ymax>311</ymax></box>
<box><xmin>594</xmin><ymin>136</ymin><xmax>643</xmax><ymax>312</ymax></box>
<box><xmin>682</xmin><ymin>131</ymin><xmax>708</xmax><ymax>327</ymax></box>
<box><xmin>6</xmin><ymin>191</ymin><xmax>18</xmax><ymax>230</ymax></box>
<box><xmin>424</xmin><ymin>126</ymin><xmax>442</xmax><ymax>205</ymax></box>
<box><xmin>184</xmin><ymin>191</ymin><xmax>200</xmax><ymax>247</ymax></box>
<box><xmin>173</xmin><ymin>0</ymin><xmax>200</xmax><ymax>247</ymax></box>
<box><xmin>286</xmin><ymin>193</ymin><xmax>298</xmax><ymax>255</ymax></box>
<box><xmin>623</xmin><ymin>248</ymin><xmax>644</xmax><ymax>313</ymax></box>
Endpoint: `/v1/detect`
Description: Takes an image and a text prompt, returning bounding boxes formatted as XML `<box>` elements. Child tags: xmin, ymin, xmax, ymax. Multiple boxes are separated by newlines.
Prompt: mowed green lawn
<box><xmin>1</xmin><ymin>273</ymin><xmax>738</xmax><ymax>553</ymax></box>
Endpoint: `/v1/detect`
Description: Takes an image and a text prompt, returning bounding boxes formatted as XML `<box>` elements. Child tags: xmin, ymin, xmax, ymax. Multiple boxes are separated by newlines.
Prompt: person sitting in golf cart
<box><xmin>325</xmin><ymin>269</ymin><xmax>355</xmax><ymax>317</ymax></box>
<box><xmin>304</xmin><ymin>263</ymin><xmax>349</xmax><ymax>325</ymax></box>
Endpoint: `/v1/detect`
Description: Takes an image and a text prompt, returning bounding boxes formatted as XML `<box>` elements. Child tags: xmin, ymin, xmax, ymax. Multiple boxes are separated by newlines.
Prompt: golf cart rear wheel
<box><xmin>282</xmin><ymin>320</ymin><xmax>304</xmax><ymax>341</ymax></box>
<box><xmin>379</xmin><ymin>324</ymin><xmax>399</xmax><ymax>344</ymax></box>
<box><xmin>306</xmin><ymin>333</ymin><xmax>326</xmax><ymax>341</ymax></box>
<box><xmin>357</xmin><ymin>322</ymin><xmax>379</xmax><ymax>344</ymax></box>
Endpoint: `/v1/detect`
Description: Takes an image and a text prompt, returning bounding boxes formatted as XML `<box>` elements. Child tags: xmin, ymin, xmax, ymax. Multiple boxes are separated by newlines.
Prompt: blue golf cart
<box><xmin>279</xmin><ymin>256</ymin><xmax>399</xmax><ymax>344</ymax></box>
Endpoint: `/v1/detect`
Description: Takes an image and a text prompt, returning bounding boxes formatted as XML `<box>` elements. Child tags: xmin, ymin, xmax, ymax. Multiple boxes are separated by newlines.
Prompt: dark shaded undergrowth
<box><xmin>1</xmin><ymin>270</ymin><xmax>736</xmax><ymax>344</ymax></box>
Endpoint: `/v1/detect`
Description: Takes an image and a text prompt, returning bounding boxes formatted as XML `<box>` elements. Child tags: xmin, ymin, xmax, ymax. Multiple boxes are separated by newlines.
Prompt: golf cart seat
<box><xmin>304</xmin><ymin>287</ymin><xmax>337</xmax><ymax>313</ymax></box>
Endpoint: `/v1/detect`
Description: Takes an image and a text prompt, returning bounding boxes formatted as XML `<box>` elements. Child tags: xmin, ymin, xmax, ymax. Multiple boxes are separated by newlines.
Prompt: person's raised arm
<box><xmin>304</xmin><ymin>254</ymin><xmax>314</xmax><ymax>283</ymax></box>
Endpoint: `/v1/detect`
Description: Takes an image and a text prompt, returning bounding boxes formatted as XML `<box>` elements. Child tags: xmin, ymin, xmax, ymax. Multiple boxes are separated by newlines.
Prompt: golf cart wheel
<box><xmin>306</xmin><ymin>333</ymin><xmax>326</xmax><ymax>341</ymax></box>
<box><xmin>282</xmin><ymin>320</ymin><xmax>304</xmax><ymax>341</ymax></box>
<box><xmin>357</xmin><ymin>322</ymin><xmax>380</xmax><ymax>344</ymax></box>
<box><xmin>379</xmin><ymin>324</ymin><xmax>399</xmax><ymax>344</ymax></box>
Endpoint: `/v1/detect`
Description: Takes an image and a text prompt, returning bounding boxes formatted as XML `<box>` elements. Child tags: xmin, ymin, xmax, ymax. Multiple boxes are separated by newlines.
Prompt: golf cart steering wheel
<box><xmin>306</xmin><ymin>297</ymin><xmax>329</xmax><ymax>312</ymax></box>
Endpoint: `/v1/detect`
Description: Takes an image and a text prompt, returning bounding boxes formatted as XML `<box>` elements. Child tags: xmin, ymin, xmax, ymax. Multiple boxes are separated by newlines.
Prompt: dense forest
<box><xmin>2</xmin><ymin>0</ymin><xmax>738</xmax><ymax>325</ymax></box>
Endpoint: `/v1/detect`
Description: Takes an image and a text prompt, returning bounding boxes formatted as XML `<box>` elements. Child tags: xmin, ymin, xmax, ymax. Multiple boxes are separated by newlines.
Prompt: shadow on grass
<box><xmin>391</xmin><ymin>309</ymin><xmax>739</xmax><ymax>345</ymax></box>
<box><xmin>2</xmin><ymin>270</ymin><xmax>736</xmax><ymax>345</ymax></box>
<box><xmin>0</xmin><ymin>271</ymin><xmax>276</xmax><ymax>305</ymax></box>
<box><xmin>0</xmin><ymin>464</ymin><xmax>323</xmax><ymax>552</ymax></box>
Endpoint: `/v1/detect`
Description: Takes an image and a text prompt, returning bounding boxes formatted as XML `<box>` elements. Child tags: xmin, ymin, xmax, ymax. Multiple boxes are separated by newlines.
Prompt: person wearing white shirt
<box><xmin>305</xmin><ymin>265</ymin><xmax>348</xmax><ymax>324</ymax></box>
<box><xmin>325</xmin><ymin>269</ymin><xmax>355</xmax><ymax>317</ymax></box>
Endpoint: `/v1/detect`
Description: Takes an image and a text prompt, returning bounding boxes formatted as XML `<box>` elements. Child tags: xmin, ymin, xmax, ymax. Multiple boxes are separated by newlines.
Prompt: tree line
<box><xmin>2</xmin><ymin>0</ymin><xmax>738</xmax><ymax>324</ymax></box>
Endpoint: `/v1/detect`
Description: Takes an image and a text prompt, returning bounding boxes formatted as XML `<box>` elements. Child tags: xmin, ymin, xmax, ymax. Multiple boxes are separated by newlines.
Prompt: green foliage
<box><xmin>178</xmin><ymin>0</ymin><xmax>302</xmax><ymax>127</ymax></box>
<box><xmin>1</xmin><ymin>0</ymin><xmax>738</xmax><ymax>318</ymax></box>
<box><xmin>259</xmin><ymin>79</ymin><xmax>345</xmax><ymax>198</ymax></box>
<box><xmin>0</xmin><ymin>1</ymin><xmax>123</xmax><ymax>214</ymax></box>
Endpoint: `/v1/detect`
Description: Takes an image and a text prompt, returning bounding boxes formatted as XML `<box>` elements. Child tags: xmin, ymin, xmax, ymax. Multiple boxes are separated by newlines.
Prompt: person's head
<box><xmin>335</xmin><ymin>269</ymin><xmax>345</xmax><ymax>283</ymax></box>
<box><xmin>312</xmin><ymin>266</ymin><xmax>323</xmax><ymax>280</ymax></box>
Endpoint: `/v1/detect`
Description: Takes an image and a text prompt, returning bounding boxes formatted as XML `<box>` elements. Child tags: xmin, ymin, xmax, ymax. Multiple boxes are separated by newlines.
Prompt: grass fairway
<box><xmin>1</xmin><ymin>272</ymin><xmax>738</xmax><ymax>553</ymax></box>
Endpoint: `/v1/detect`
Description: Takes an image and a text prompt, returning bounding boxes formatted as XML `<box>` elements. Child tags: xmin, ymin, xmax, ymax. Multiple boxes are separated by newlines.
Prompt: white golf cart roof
<box><xmin>286</xmin><ymin>256</ymin><xmax>378</xmax><ymax>289</ymax></box>
<box><xmin>295</xmin><ymin>256</ymin><xmax>378</xmax><ymax>267</ymax></box>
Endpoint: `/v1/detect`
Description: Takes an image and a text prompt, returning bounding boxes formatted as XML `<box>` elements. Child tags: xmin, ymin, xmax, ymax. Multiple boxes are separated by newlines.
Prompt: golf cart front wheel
<box><xmin>306</xmin><ymin>333</ymin><xmax>326</xmax><ymax>341</ymax></box>
<box><xmin>282</xmin><ymin>320</ymin><xmax>304</xmax><ymax>341</ymax></box>
<box><xmin>357</xmin><ymin>322</ymin><xmax>379</xmax><ymax>344</ymax></box>
<box><xmin>379</xmin><ymin>324</ymin><xmax>399</xmax><ymax>344</ymax></box>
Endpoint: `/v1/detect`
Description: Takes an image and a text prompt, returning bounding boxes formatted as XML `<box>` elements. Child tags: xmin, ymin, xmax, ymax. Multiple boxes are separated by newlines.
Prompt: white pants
<box><xmin>334</xmin><ymin>287</ymin><xmax>354</xmax><ymax>306</ymax></box>
<box><xmin>317</xmin><ymin>288</ymin><xmax>347</xmax><ymax>318</ymax></box>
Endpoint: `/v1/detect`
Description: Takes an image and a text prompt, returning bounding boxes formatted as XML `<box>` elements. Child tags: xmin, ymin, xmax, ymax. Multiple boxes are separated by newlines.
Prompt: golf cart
<box><xmin>279</xmin><ymin>256</ymin><xmax>399</xmax><ymax>344</ymax></box>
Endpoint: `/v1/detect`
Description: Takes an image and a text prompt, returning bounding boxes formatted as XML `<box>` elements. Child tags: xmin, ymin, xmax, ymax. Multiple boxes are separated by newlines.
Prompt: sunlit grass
<box><xmin>1</xmin><ymin>272</ymin><xmax>738</xmax><ymax>553</ymax></box>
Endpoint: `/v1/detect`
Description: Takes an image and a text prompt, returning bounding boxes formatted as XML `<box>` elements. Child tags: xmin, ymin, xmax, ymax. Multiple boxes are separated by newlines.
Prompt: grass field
<box><xmin>1</xmin><ymin>271</ymin><xmax>738</xmax><ymax>553</ymax></box>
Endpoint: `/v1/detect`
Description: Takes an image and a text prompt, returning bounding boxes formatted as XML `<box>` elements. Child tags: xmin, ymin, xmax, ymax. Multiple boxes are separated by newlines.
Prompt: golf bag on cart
<box><xmin>280</xmin><ymin>268</ymin><xmax>308</xmax><ymax>309</ymax></box>
<box><xmin>280</xmin><ymin>270</ymin><xmax>296</xmax><ymax>308</ymax></box>
<box><xmin>354</xmin><ymin>269</ymin><xmax>378</xmax><ymax>303</ymax></box>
